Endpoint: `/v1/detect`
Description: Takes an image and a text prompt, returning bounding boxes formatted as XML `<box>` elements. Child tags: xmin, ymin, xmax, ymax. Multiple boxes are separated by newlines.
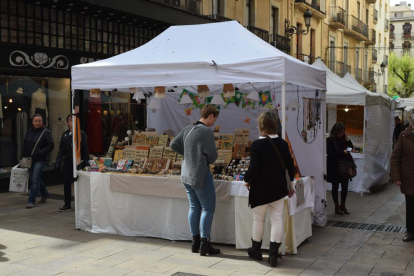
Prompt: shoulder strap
<box><xmin>265</xmin><ymin>135</ymin><xmax>287</xmax><ymax>170</ymax></box>
<box><xmin>184</xmin><ymin>125</ymin><xmax>197</xmax><ymax>143</ymax></box>
<box><xmin>31</xmin><ymin>129</ymin><xmax>47</xmax><ymax>156</ymax></box>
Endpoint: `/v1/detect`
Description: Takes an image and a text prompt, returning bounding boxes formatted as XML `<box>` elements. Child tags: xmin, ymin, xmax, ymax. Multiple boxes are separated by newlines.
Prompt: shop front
<box><xmin>0</xmin><ymin>0</ymin><xmax>214</xmax><ymax>185</ymax></box>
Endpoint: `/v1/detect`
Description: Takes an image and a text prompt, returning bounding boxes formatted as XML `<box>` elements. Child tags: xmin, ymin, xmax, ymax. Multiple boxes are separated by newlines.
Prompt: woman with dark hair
<box><xmin>55</xmin><ymin>114</ymin><xmax>89</xmax><ymax>212</ymax></box>
<box><xmin>327</xmin><ymin>123</ymin><xmax>354</xmax><ymax>215</ymax></box>
<box><xmin>23</xmin><ymin>114</ymin><xmax>54</xmax><ymax>209</ymax></box>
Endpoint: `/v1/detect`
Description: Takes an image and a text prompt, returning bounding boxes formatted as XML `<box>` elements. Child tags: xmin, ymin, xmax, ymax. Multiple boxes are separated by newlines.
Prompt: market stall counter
<box><xmin>75</xmin><ymin>171</ymin><xmax>314</xmax><ymax>254</ymax></box>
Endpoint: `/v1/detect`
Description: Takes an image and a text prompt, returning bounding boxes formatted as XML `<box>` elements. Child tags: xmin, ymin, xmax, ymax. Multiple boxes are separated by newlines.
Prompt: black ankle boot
<box><xmin>191</xmin><ymin>235</ymin><xmax>201</xmax><ymax>253</ymax></box>
<box><xmin>200</xmin><ymin>238</ymin><xmax>220</xmax><ymax>256</ymax></box>
<box><xmin>247</xmin><ymin>238</ymin><xmax>262</xmax><ymax>260</ymax></box>
<box><xmin>268</xmin><ymin>242</ymin><xmax>282</xmax><ymax>267</ymax></box>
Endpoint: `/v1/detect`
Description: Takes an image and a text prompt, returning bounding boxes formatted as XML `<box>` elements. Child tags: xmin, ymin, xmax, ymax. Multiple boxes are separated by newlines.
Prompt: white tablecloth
<box><xmin>75</xmin><ymin>172</ymin><xmax>314</xmax><ymax>253</ymax></box>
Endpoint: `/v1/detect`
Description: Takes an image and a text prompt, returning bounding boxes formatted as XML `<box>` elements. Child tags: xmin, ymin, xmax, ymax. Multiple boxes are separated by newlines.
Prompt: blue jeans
<box><xmin>183</xmin><ymin>172</ymin><xmax>216</xmax><ymax>238</ymax></box>
<box><xmin>28</xmin><ymin>161</ymin><xmax>49</xmax><ymax>204</ymax></box>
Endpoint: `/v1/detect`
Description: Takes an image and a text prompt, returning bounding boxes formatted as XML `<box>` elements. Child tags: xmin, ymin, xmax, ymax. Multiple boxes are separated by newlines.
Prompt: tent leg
<box><xmin>361</xmin><ymin>105</ymin><xmax>367</xmax><ymax>196</ymax></box>
<box><xmin>282</xmin><ymin>82</ymin><xmax>286</xmax><ymax>139</ymax></box>
<box><xmin>72</xmin><ymin>89</ymin><xmax>79</xmax><ymax>229</ymax></box>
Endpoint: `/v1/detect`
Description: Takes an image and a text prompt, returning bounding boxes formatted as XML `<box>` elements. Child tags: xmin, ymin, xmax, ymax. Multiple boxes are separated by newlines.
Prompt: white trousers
<box><xmin>252</xmin><ymin>198</ymin><xmax>285</xmax><ymax>243</ymax></box>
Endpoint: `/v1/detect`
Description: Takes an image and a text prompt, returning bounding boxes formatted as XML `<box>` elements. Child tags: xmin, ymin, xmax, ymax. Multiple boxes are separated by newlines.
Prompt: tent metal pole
<box><xmin>72</xmin><ymin>89</ymin><xmax>79</xmax><ymax>229</ymax></box>
<box><xmin>361</xmin><ymin>104</ymin><xmax>367</xmax><ymax>196</ymax></box>
<box><xmin>282</xmin><ymin>82</ymin><xmax>286</xmax><ymax>139</ymax></box>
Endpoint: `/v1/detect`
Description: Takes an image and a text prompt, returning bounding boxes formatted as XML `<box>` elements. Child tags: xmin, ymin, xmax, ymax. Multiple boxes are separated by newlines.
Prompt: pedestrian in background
<box><xmin>326</xmin><ymin>123</ymin><xmax>354</xmax><ymax>215</ymax></box>
<box><xmin>391</xmin><ymin>114</ymin><xmax>414</xmax><ymax>242</ymax></box>
<box><xmin>244</xmin><ymin>111</ymin><xmax>295</xmax><ymax>267</ymax></box>
<box><xmin>393</xmin><ymin>116</ymin><xmax>403</xmax><ymax>147</ymax></box>
<box><xmin>170</xmin><ymin>104</ymin><xmax>220</xmax><ymax>256</ymax></box>
<box><xmin>23</xmin><ymin>114</ymin><xmax>54</xmax><ymax>209</ymax></box>
<box><xmin>55</xmin><ymin>114</ymin><xmax>89</xmax><ymax>212</ymax></box>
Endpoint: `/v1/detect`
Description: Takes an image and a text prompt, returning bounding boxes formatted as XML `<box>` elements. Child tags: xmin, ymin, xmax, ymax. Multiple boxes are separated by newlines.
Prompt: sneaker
<box><xmin>26</xmin><ymin>203</ymin><xmax>34</xmax><ymax>209</ymax></box>
<box><xmin>59</xmin><ymin>206</ymin><xmax>72</xmax><ymax>212</ymax></box>
<box><xmin>39</xmin><ymin>195</ymin><xmax>49</xmax><ymax>204</ymax></box>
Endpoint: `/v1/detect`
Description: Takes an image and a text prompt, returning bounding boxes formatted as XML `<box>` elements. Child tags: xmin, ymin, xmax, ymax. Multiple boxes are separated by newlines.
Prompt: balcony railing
<box><xmin>372</xmin><ymin>49</ymin><xmax>377</xmax><ymax>63</ymax></box>
<box><xmin>328</xmin><ymin>61</ymin><xmax>350</xmax><ymax>77</ymax></box>
<box><xmin>366</xmin><ymin>29</ymin><xmax>376</xmax><ymax>45</ymax></box>
<box><xmin>297</xmin><ymin>54</ymin><xmax>315</xmax><ymax>64</ymax></box>
<box><xmin>156</xmin><ymin>0</ymin><xmax>181</xmax><ymax>7</ymax></box>
<box><xmin>347</xmin><ymin>15</ymin><xmax>368</xmax><ymax>39</ymax></box>
<box><xmin>330</xmin><ymin>6</ymin><xmax>346</xmax><ymax>29</ymax></box>
<box><xmin>384</xmin><ymin>19</ymin><xmax>389</xmax><ymax>31</ymax></box>
<box><xmin>270</xmin><ymin>34</ymin><xmax>291</xmax><ymax>55</ymax></box>
<box><xmin>246</xmin><ymin>26</ymin><xmax>269</xmax><ymax>42</ymax></box>
<box><xmin>384</xmin><ymin>55</ymin><xmax>388</xmax><ymax>66</ymax></box>
<box><xmin>390</xmin><ymin>33</ymin><xmax>395</xmax><ymax>39</ymax></box>
<box><xmin>402</xmin><ymin>32</ymin><xmax>414</xmax><ymax>39</ymax></box>
<box><xmin>355</xmin><ymin>68</ymin><xmax>362</xmax><ymax>82</ymax></box>
<box><xmin>373</xmin><ymin>9</ymin><xmax>378</xmax><ymax>23</ymax></box>
<box><xmin>345</xmin><ymin>64</ymin><xmax>351</xmax><ymax>75</ymax></box>
<box><xmin>208</xmin><ymin>14</ymin><xmax>233</xmax><ymax>22</ymax></box>
<box><xmin>295</xmin><ymin>0</ymin><xmax>326</xmax><ymax>15</ymax></box>
<box><xmin>154</xmin><ymin>0</ymin><xmax>203</xmax><ymax>14</ymax></box>
<box><xmin>362</xmin><ymin>71</ymin><xmax>375</xmax><ymax>83</ymax></box>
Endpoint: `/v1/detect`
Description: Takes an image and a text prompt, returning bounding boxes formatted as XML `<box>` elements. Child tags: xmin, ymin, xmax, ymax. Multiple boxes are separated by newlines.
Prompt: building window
<box><xmin>271</xmin><ymin>6</ymin><xmax>279</xmax><ymax>35</ymax></box>
<box><xmin>403</xmin><ymin>23</ymin><xmax>412</xmax><ymax>37</ymax></box>
<box><xmin>329</xmin><ymin>37</ymin><xmax>335</xmax><ymax>72</ymax></box>
<box><xmin>390</xmin><ymin>42</ymin><xmax>394</xmax><ymax>52</ymax></box>
<box><xmin>403</xmin><ymin>41</ymin><xmax>411</xmax><ymax>55</ymax></box>
<box><xmin>0</xmin><ymin>0</ymin><xmax>161</xmax><ymax>55</ymax></box>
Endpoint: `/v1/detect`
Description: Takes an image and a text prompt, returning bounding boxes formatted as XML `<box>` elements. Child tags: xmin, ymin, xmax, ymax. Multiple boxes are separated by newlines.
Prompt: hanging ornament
<box><xmin>244</xmin><ymin>116</ymin><xmax>251</xmax><ymax>124</ymax></box>
<box><xmin>222</xmin><ymin>84</ymin><xmax>235</xmax><ymax>98</ymax></box>
<box><xmin>197</xmin><ymin>85</ymin><xmax>210</xmax><ymax>97</ymax></box>
<box><xmin>154</xmin><ymin>86</ymin><xmax>166</xmax><ymax>99</ymax></box>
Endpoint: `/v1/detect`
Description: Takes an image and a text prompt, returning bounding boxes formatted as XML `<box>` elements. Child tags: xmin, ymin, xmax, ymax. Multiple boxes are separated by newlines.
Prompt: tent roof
<box><xmin>312</xmin><ymin>59</ymin><xmax>390</xmax><ymax>106</ymax></box>
<box><xmin>71</xmin><ymin>21</ymin><xmax>326</xmax><ymax>91</ymax></box>
<box><xmin>342</xmin><ymin>73</ymin><xmax>391</xmax><ymax>107</ymax></box>
<box><xmin>312</xmin><ymin>59</ymin><xmax>367</xmax><ymax>105</ymax></box>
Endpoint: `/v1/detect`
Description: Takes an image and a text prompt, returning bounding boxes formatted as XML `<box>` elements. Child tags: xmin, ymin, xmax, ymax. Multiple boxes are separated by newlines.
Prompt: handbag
<box><xmin>333</xmin><ymin>140</ymin><xmax>357</xmax><ymax>179</ymax></box>
<box><xmin>19</xmin><ymin>129</ymin><xmax>47</xmax><ymax>169</ymax></box>
<box><xmin>265</xmin><ymin>135</ymin><xmax>295</xmax><ymax>198</ymax></box>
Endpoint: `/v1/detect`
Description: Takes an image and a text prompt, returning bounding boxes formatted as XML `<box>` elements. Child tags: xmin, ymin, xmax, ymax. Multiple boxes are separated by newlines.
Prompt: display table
<box><xmin>75</xmin><ymin>172</ymin><xmax>314</xmax><ymax>254</ymax></box>
<box><xmin>326</xmin><ymin>152</ymin><xmax>366</xmax><ymax>193</ymax></box>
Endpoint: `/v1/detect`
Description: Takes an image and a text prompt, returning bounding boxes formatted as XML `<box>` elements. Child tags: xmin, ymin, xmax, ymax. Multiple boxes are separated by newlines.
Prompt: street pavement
<box><xmin>0</xmin><ymin>183</ymin><xmax>413</xmax><ymax>276</ymax></box>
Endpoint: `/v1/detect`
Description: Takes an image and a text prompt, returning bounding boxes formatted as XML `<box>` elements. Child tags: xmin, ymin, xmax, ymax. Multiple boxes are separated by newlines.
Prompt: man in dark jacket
<box><xmin>55</xmin><ymin>114</ymin><xmax>89</xmax><ymax>212</ymax></box>
<box><xmin>23</xmin><ymin>114</ymin><xmax>54</xmax><ymax>208</ymax></box>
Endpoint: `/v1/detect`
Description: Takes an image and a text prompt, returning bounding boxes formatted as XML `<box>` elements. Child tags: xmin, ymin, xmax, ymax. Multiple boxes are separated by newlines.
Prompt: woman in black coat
<box><xmin>327</xmin><ymin>122</ymin><xmax>354</xmax><ymax>215</ymax></box>
<box><xmin>244</xmin><ymin>111</ymin><xmax>295</xmax><ymax>267</ymax></box>
<box><xmin>55</xmin><ymin>115</ymin><xmax>89</xmax><ymax>212</ymax></box>
<box><xmin>23</xmin><ymin>114</ymin><xmax>54</xmax><ymax>209</ymax></box>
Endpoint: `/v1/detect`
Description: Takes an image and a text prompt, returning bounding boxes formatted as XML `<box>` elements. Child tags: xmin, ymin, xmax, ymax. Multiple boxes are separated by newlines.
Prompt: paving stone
<box><xmin>64</xmin><ymin>263</ymin><xmax>134</xmax><ymax>276</ymax></box>
<box><xmin>20</xmin><ymin>245</ymin><xmax>78</xmax><ymax>260</ymax></box>
<box><xmin>337</xmin><ymin>263</ymin><xmax>374</xmax><ymax>275</ymax></box>
<box><xmin>115</xmin><ymin>259</ymin><xmax>180</xmax><ymax>273</ymax></box>
<box><xmin>4</xmin><ymin>268</ymin><xmax>61</xmax><ymax>276</ymax></box>
<box><xmin>77</xmin><ymin>244</ymin><xmax>128</xmax><ymax>259</ymax></box>
<box><xmin>209</xmin><ymin>259</ymin><xmax>272</xmax><ymax>274</ymax></box>
<box><xmin>0</xmin><ymin>263</ymin><xmax>27</xmax><ymax>276</ymax></box>
<box><xmin>161</xmin><ymin>253</ymin><xmax>223</xmax><ymax>268</ymax></box>
<box><xmin>166</xmin><ymin>265</ymin><xmax>234</xmax><ymax>276</ymax></box>
<box><xmin>12</xmin><ymin>255</ymin><xmax>56</xmax><ymax>267</ymax></box>
<box><xmin>92</xmin><ymin>247</ymin><xmax>173</xmax><ymax>266</ymax></box>
<box><xmin>34</xmin><ymin>255</ymin><xmax>98</xmax><ymax>273</ymax></box>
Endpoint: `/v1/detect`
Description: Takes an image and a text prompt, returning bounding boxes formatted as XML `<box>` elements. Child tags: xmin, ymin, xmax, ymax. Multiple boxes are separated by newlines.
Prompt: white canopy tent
<box><xmin>311</xmin><ymin>59</ymin><xmax>393</xmax><ymax>193</ymax></box>
<box><xmin>71</xmin><ymin>21</ymin><xmax>327</xmax><ymax>228</ymax></box>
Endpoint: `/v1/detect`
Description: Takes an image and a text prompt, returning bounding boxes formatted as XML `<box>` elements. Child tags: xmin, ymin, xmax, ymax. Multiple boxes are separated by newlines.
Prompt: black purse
<box><xmin>334</xmin><ymin>140</ymin><xmax>357</xmax><ymax>179</ymax></box>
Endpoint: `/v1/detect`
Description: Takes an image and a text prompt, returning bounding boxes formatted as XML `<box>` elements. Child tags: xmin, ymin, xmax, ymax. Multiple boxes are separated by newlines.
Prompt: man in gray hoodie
<box><xmin>170</xmin><ymin>104</ymin><xmax>220</xmax><ymax>256</ymax></box>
